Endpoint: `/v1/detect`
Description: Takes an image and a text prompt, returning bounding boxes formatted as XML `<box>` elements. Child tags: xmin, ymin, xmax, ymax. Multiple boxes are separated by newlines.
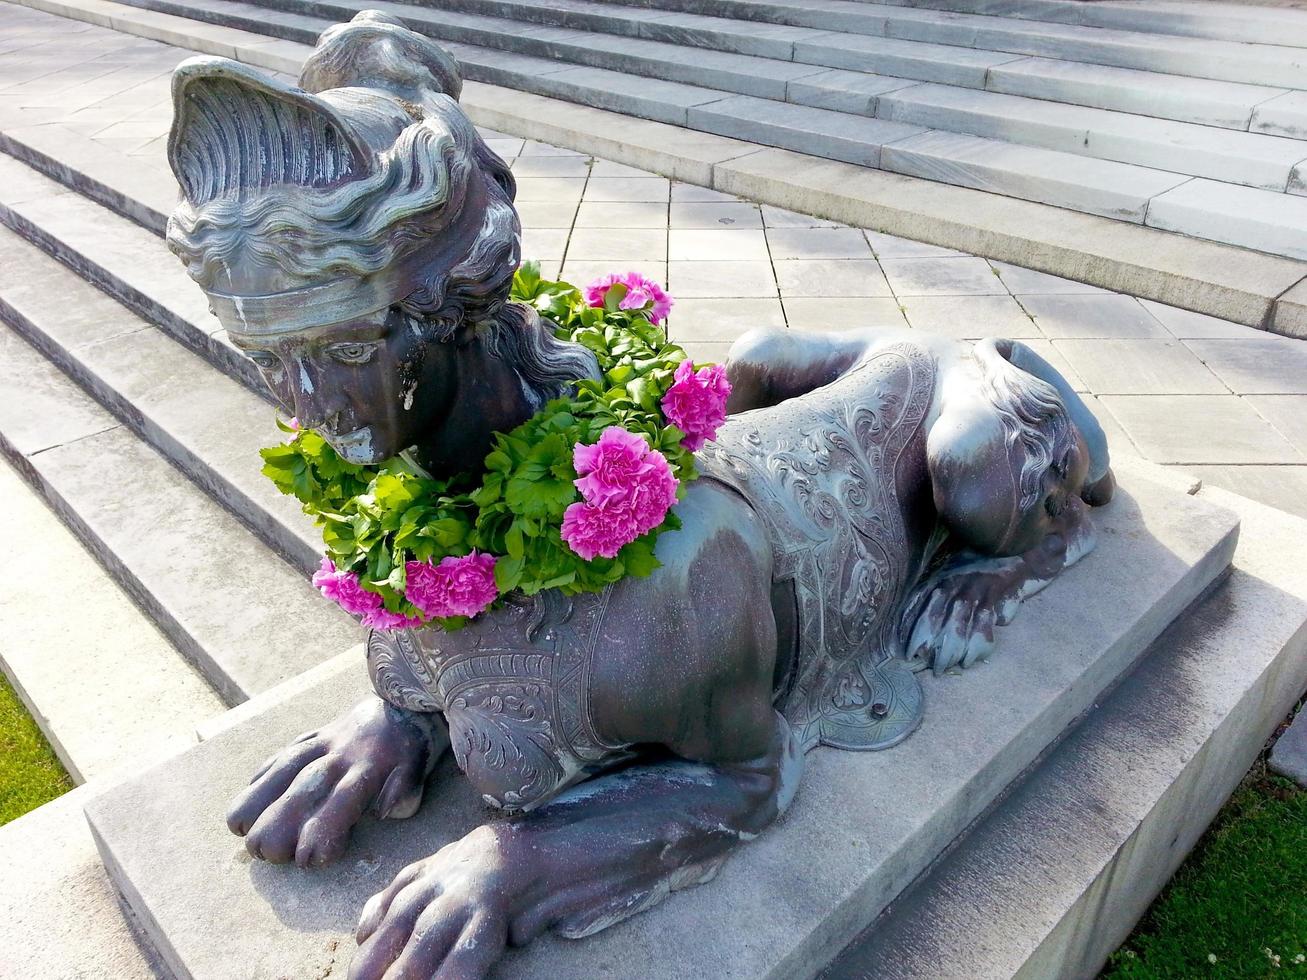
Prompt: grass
<box><xmin>1103</xmin><ymin>756</ymin><xmax>1307</xmax><ymax>978</ymax></box>
<box><xmin>0</xmin><ymin>671</ymin><xmax>72</xmax><ymax>827</ymax></box>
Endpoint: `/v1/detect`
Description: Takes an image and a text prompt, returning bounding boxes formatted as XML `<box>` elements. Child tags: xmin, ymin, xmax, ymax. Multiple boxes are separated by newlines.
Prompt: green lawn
<box><xmin>0</xmin><ymin>672</ymin><xmax>71</xmax><ymax>826</ymax></box>
<box><xmin>1103</xmin><ymin>757</ymin><xmax>1307</xmax><ymax>978</ymax></box>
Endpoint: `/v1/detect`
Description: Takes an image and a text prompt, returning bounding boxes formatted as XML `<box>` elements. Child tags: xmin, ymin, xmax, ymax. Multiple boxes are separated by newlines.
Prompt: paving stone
<box><xmin>766</xmin><ymin>226</ymin><xmax>873</xmax><ymax>260</ymax></box>
<box><xmin>508</xmin><ymin>154</ymin><xmax>591</xmax><ymax>178</ymax></box>
<box><xmin>1269</xmin><ymin>705</ymin><xmax>1307</xmax><ymax>787</ymax></box>
<box><xmin>1183</xmin><ymin>464</ymin><xmax>1307</xmax><ymax>524</ymax></box>
<box><xmin>773</xmin><ymin>259</ymin><xmax>893</xmax><ymax>297</ymax></box>
<box><xmin>1101</xmin><ymin>394</ymin><xmax>1304</xmax><ymax>464</ymax></box>
<box><xmin>881</xmin><ymin>256</ymin><xmax>1007</xmax><ymax>296</ymax></box>
<box><xmin>666</xmin><ymin>296</ymin><xmax>786</xmax><ymax>341</ymax></box>
<box><xmin>84</xmin><ymin>471</ymin><xmax>1239</xmax><ymax>980</ymax></box>
<box><xmin>668</xmin><ymin>227</ymin><xmax>770</xmax><ymax>261</ymax></box>
<box><xmin>512</xmin><ymin>176</ymin><xmax>586</xmax><ymax>203</ymax></box>
<box><xmin>900</xmin><ymin>293</ymin><xmax>1040</xmax><ymax>338</ymax></box>
<box><xmin>562</xmin><ymin>226</ymin><xmax>666</xmax><ymax>262</ymax></box>
<box><xmin>990</xmin><ymin>259</ymin><xmax>1105</xmax><ymax>294</ymax></box>
<box><xmin>0</xmin><ymin>457</ymin><xmax>222</xmax><ymax>783</ymax></box>
<box><xmin>760</xmin><ymin>204</ymin><xmax>844</xmax><ymax>229</ymax></box>
<box><xmin>1147</xmin><ymin>178</ymin><xmax>1307</xmax><ymax>261</ymax></box>
<box><xmin>1053</xmin><ymin>338</ymin><xmax>1228</xmax><ymax>395</ymax></box>
<box><xmin>783</xmin><ymin>297</ymin><xmax>907</xmax><ymax>331</ymax></box>
<box><xmin>670</xmin><ymin>182</ymin><xmax>738</xmax><ymax>203</ymax></box>
<box><xmin>1185</xmin><ymin>336</ymin><xmax>1307</xmax><ymax>394</ymax></box>
<box><xmin>1246</xmin><ymin>395</ymin><xmax>1307</xmax><ymax>454</ymax></box>
<box><xmin>1019</xmin><ymin>293</ymin><xmax>1170</xmax><ymax>339</ymax></box>
<box><xmin>560</xmin><ymin>260</ymin><xmax>667</xmax><ymax>290</ymax></box>
<box><xmin>515</xmin><ymin>199</ymin><xmax>580</xmax><ymax>229</ymax></box>
<box><xmin>588</xmin><ymin>159</ymin><xmax>658</xmax><ymax>178</ymax></box>
<box><xmin>583</xmin><ymin>176</ymin><xmax>672</xmax><ymax>202</ymax></box>
<box><xmin>1137</xmin><ymin>298</ymin><xmax>1258</xmax><ymax>339</ymax></box>
<box><xmin>668</xmin><ymin>260</ymin><xmax>779</xmax><ymax>298</ymax></box>
<box><xmin>519</xmin><ymin>226</ymin><xmax>570</xmax><ymax>261</ymax></box>
<box><xmin>0</xmin><ymin>327</ymin><xmax>116</xmax><ymax>455</ymax></box>
<box><xmin>863</xmin><ymin>230</ymin><xmax>966</xmax><ymax>258</ymax></box>
<box><xmin>1018</xmin><ymin>337</ymin><xmax>1089</xmax><ymax>391</ymax></box>
<box><xmin>570</xmin><ymin>200</ymin><xmax>663</xmax><ymax>229</ymax></box>
<box><xmin>668</xmin><ymin>201</ymin><xmax>762</xmax><ymax>229</ymax></box>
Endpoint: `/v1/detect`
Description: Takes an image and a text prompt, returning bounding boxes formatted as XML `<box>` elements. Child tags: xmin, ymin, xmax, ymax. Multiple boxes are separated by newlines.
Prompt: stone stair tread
<box><xmin>0</xmin><ymin>325</ymin><xmax>359</xmax><ymax>705</ymax></box>
<box><xmin>1146</xmin><ymin>177</ymin><xmax>1307</xmax><ymax>261</ymax></box>
<box><xmin>880</xmin><ymin>130</ymin><xmax>1190</xmax><ymax>222</ymax></box>
<box><xmin>0</xmin><ymin>224</ymin><xmax>323</xmax><ymax>573</ymax></box>
<box><xmin>1252</xmin><ymin>90</ymin><xmax>1307</xmax><ymax>141</ymax></box>
<box><xmin>0</xmin><ymin>453</ymin><xmax>224</xmax><ymax>783</ymax></box>
<box><xmin>82</xmin><ymin>467</ymin><xmax>1240</xmax><ymax>979</ymax></box>
<box><xmin>878</xmin><ymin>82</ymin><xmax>1307</xmax><ymax>192</ymax></box>
<box><xmin>687</xmin><ymin>93</ymin><xmax>925</xmax><ymax>166</ymax></box>
<box><xmin>0</xmin><ymin>153</ymin><xmax>261</xmax><ymax>389</ymax></box>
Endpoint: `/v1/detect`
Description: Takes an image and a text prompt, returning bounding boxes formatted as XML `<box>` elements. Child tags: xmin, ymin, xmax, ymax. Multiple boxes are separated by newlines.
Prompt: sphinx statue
<box><xmin>164</xmin><ymin>12</ymin><xmax>1115</xmax><ymax>978</ymax></box>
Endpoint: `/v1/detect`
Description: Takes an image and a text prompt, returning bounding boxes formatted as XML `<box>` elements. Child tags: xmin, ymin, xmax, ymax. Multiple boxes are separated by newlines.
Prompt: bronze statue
<box><xmin>165</xmin><ymin>13</ymin><xmax>1114</xmax><ymax>978</ymax></box>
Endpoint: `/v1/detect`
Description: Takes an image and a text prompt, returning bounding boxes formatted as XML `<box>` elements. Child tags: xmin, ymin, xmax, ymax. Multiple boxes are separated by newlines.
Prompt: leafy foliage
<box><xmin>260</xmin><ymin>262</ymin><xmax>700</xmax><ymax>628</ymax></box>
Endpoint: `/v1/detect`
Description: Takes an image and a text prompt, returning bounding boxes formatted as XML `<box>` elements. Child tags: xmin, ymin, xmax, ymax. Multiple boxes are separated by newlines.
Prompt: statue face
<box><xmin>999</xmin><ymin>425</ymin><xmax>1090</xmax><ymax>554</ymax></box>
<box><xmin>231</xmin><ymin>307</ymin><xmax>451</xmax><ymax>465</ymax></box>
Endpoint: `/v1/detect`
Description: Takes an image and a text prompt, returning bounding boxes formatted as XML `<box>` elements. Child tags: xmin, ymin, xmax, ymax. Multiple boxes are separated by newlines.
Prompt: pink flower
<box><xmin>405</xmin><ymin>552</ymin><xmax>499</xmax><ymax>619</ymax></box>
<box><xmin>661</xmin><ymin>359</ymin><xmax>731</xmax><ymax>452</ymax></box>
<box><xmin>313</xmin><ymin>558</ymin><xmax>423</xmax><ymax>630</ymax></box>
<box><xmin>584</xmin><ymin>272</ymin><xmax>674</xmax><ymax>325</ymax></box>
<box><xmin>560</xmin><ymin>502</ymin><xmax>641</xmax><ymax>560</ymax></box>
<box><xmin>288</xmin><ymin>417</ymin><xmax>301</xmax><ymax>431</ymax></box>
<box><xmin>562</xmin><ymin>426</ymin><xmax>678</xmax><ymax>559</ymax></box>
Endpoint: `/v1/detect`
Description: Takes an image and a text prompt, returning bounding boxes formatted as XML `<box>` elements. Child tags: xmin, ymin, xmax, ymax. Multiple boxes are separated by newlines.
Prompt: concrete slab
<box><xmin>1100</xmin><ymin>394</ymin><xmax>1304</xmax><ymax>464</ymax></box>
<box><xmin>1269</xmin><ymin>707</ymin><xmax>1307</xmax><ymax>787</ymax></box>
<box><xmin>829</xmin><ymin>485</ymin><xmax>1307</xmax><ymax>979</ymax></box>
<box><xmin>85</xmin><ymin>471</ymin><xmax>1239</xmax><ymax>980</ymax></box>
<box><xmin>1052</xmin><ymin>338</ymin><xmax>1228</xmax><ymax>395</ymax></box>
<box><xmin>1147</xmin><ymin>178</ymin><xmax>1307</xmax><ymax>262</ymax></box>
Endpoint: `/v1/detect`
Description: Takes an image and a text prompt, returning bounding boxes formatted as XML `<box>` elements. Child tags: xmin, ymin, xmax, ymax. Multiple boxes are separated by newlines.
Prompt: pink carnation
<box><xmin>562</xmin><ymin>427</ymin><xmax>678</xmax><ymax>559</ymax></box>
<box><xmin>661</xmin><ymin>359</ymin><xmax>731</xmax><ymax>452</ymax></box>
<box><xmin>313</xmin><ymin>558</ymin><xmax>421</xmax><ymax>630</ymax></box>
<box><xmin>584</xmin><ymin>271</ymin><xmax>673</xmax><ymax>325</ymax></box>
<box><xmin>405</xmin><ymin>552</ymin><xmax>499</xmax><ymax>619</ymax></box>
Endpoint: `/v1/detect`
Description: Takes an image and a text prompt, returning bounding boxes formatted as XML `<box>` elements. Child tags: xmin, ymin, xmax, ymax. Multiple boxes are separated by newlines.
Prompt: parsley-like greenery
<box><xmin>259</xmin><ymin>262</ymin><xmax>698</xmax><ymax>629</ymax></box>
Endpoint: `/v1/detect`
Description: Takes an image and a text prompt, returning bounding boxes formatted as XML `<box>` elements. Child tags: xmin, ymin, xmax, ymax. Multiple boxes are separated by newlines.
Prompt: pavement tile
<box><xmin>677</xmin><ymin>339</ymin><xmax>737</xmax><ymax>364</ymax></box>
<box><xmin>1100</xmin><ymin>395</ymin><xmax>1304</xmax><ymax>464</ymax></box>
<box><xmin>767</xmin><ymin>227</ymin><xmax>873</xmax><ymax>260</ymax></box>
<box><xmin>584</xmin><ymin>177</ymin><xmax>671</xmax><ymax>203</ymax></box>
<box><xmin>863</xmin><ymin>230</ymin><xmax>966</xmax><ymax>258</ymax></box>
<box><xmin>519</xmin><ymin>227</ymin><xmax>570</xmax><ymax>261</ymax></box>
<box><xmin>773</xmin><ymin>259</ymin><xmax>892</xmax><ymax>297</ymax></box>
<box><xmin>1247</xmin><ymin>395</ymin><xmax>1307</xmax><ymax>454</ymax></box>
<box><xmin>1180</xmin><ymin>464</ymin><xmax>1307</xmax><ymax>522</ymax></box>
<box><xmin>1185</xmin><ymin>336</ymin><xmax>1307</xmax><ymax>393</ymax></box>
<box><xmin>666</xmin><ymin>297</ymin><xmax>786</xmax><ymax>343</ymax></box>
<box><xmin>670</xmin><ymin>183</ymin><xmax>738</xmax><ymax>203</ymax></box>
<box><xmin>513</xmin><ymin>177</ymin><xmax>586</xmax><ymax>203</ymax></box>
<box><xmin>518</xmin><ymin>140</ymin><xmax>586</xmax><ymax>157</ymax></box>
<box><xmin>1019</xmin><ymin>294</ymin><xmax>1171</xmax><ymax>339</ymax></box>
<box><xmin>482</xmin><ymin>137</ymin><xmax>525</xmax><ymax>160</ymax></box>
<box><xmin>573</xmin><ymin>201</ymin><xmax>667</xmax><ymax>229</ymax></box>
<box><xmin>563</xmin><ymin>227</ymin><xmax>666</xmax><ymax>262</ymax></box>
<box><xmin>1138</xmin><ymin>299</ymin><xmax>1259</xmax><ymax>339</ymax></box>
<box><xmin>1017</xmin><ymin>338</ymin><xmax>1089</xmax><ymax>392</ymax></box>
<box><xmin>669</xmin><ymin>229</ymin><xmax>770</xmax><ymax>262</ymax></box>
<box><xmin>900</xmin><ymin>294</ymin><xmax>1040</xmax><ymax>339</ymax></box>
<box><xmin>589</xmin><ymin>160</ymin><xmax>660</xmax><ymax>178</ymax></box>
<box><xmin>509</xmin><ymin>155</ymin><xmax>591</xmax><ymax>178</ymax></box>
<box><xmin>1084</xmin><ymin>393</ymin><xmax>1141</xmax><ymax>460</ymax></box>
<box><xmin>669</xmin><ymin>202</ymin><xmax>763</xmax><ymax>230</ymax></box>
<box><xmin>1052</xmin><ymin>339</ymin><xmax>1228</xmax><ymax>395</ymax></box>
<box><xmin>991</xmin><ymin>260</ymin><xmax>1106</xmax><ymax>294</ymax></box>
<box><xmin>516</xmin><ymin>200</ymin><xmax>580</xmax><ymax>230</ymax></box>
<box><xmin>882</xmin><ymin>257</ymin><xmax>1007</xmax><ymax>296</ymax></box>
<box><xmin>784</xmin><ymin>297</ymin><xmax>907</xmax><ymax>331</ymax></box>
<box><xmin>561</xmin><ymin>261</ymin><xmax>666</xmax><ymax>289</ymax></box>
<box><xmin>761</xmin><ymin>205</ymin><xmax>844</xmax><ymax>229</ymax></box>
<box><xmin>668</xmin><ymin>261</ymin><xmax>779</xmax><ymax>298</ymax></box>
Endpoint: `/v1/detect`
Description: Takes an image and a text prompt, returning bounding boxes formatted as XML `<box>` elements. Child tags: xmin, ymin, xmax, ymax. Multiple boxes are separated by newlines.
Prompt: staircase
<box><xmin>36</xmin><ymin>0</ymin><xmax>1307</xmax><ymax>260</ymax></box>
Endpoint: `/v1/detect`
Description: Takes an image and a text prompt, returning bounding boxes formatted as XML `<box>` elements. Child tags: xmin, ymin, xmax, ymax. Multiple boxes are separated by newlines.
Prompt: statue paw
<box><xmin>228</xmin><ymin>698</ymin><xmax>443</xmax><ymax>867</ymax></box>
<box><xmin>351</xmin><ymin>826</ymin><xmax>518</xmax><ymax>980</ymax></box>
<box><xmin>906</xmin><ymin>565</ymin><xmax>1021</xmax><ymax>674</ymax></box>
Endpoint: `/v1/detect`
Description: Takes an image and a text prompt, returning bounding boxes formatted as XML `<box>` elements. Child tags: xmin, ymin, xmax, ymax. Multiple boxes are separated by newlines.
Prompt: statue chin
<box><xmin>328</xmin><ymin>426</ymin><xmax>386</xmax><ymax>465</ymax></box>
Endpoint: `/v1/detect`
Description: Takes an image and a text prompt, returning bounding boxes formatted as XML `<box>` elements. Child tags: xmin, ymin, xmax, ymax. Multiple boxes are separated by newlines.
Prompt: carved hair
<box><xmin>973</xmin><ymin>340</ymin><xmax>1072</xmax><ymax>511</ymax></box>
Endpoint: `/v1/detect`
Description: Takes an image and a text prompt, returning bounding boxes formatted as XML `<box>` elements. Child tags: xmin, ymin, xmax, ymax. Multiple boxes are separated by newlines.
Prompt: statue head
<box><xmin>164</xmin><ymin>12</ymin><xmax>589</xmax><ymax>465</ymax></box>
<box><xmin>930</xmin><ymin>338</ymin><xmax>1113</xmax><ymax>556</ymax></box>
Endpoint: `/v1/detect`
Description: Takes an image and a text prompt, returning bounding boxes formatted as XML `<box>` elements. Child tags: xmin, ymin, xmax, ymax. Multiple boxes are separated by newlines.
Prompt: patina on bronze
<box><xmin>165</xmin><ymin>13</ymin><xmax>1115</xmax><ymax>978</ymax></box>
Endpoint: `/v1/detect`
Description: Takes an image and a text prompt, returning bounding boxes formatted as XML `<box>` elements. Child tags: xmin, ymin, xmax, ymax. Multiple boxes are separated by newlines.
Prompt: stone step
<box><xmin>0</xmin><ymin>445</ymin><xmax>224</xmax><ymax>785</ymax></box>
<box><xmin>827</xmin><ymin>482</ymin><xmax>1307</xmax><ymax>978</ymax></box>
<box><xmin>1146</xmin><ymin>178</ymin><xmax>1307</xmax><ymax>262</ymax></box>
<box><xmin>597</xmin><ymin>0</ymin><xmax>1307</xmax><ymax>89</ymax></box>
<box><xmin>0</xmin><ymin>324</ymin><xmax>360</xmax><ymax>706</ymax></box>
<box><xmin>83</xmin><ymin>467</ymin><xmax>1239</xmax><ymax>979</ymax></box>
<box><xmin>0</xmin><ymin>225</ymin><xmax>322</xmax><ymax>575</ymax></box>
<box><xmin>0</xmin><ymin>152</ymin><xmax>261</xmax><ymax>391</ymax></box>
<box><xmin>868</xmin><ymin>0</ymin><xmax>1307</xmax><ymax>51</ymax></box>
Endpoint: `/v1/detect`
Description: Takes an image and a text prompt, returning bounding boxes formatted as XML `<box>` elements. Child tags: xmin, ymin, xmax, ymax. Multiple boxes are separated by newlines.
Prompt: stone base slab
<box><xmin>83</xmin><ymin>468</ymin><xmax>1237</xmax><ymax>979</ymax></box>
<box><xmin>828</xmin><ymin>486</ymin><xmax>1307</xmax><ymax>979</ymax></box>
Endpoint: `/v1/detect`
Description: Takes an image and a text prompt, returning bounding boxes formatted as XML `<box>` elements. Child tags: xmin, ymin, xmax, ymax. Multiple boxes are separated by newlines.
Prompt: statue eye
<box><xmin>246</xmin><ymin>350</ymin><xmax>280</xmax><ymax>370</ymax></box>
<box><xmin>327</xmin><ymin>342</ymin><xmax>378</xmax><ymax>365</ymax></box>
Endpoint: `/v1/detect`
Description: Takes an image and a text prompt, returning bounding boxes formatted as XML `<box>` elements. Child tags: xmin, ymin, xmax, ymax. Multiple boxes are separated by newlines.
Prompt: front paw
<box><xmin>907</xmin><ymin>566</ymin><xmax>1020</xmax><ymax>674</ymax></box>
<box><xmin>228</xmin><ymin>699</ymin><xmax>442</xmax><ymax>867</ymax></box>
<box><xmin>351</xmin><ymin>826</ymin><xmax>517</xmax><ymax>980</ymax></box>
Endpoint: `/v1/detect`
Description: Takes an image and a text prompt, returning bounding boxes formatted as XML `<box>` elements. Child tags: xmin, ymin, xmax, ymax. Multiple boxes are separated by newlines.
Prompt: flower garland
<box><xmin>259</xmin><ymin>263</ymin><xmax>731</xmax><ymax>631</ymax></box>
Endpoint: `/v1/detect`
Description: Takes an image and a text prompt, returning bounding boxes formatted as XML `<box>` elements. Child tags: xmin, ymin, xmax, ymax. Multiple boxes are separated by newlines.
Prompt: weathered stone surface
<box><xmin>830</xmin><ymin>485</ymin><xmax>1307</xmax><ymax>979</ymax></box>
<box><xmin>87</xmin><ymin>471</ymin><xmax>1238</xmax><ymax>980</ymax></box>
<box><xmin>1147</xmin><ymin>178</ymin><xmax>1307</xmax><ymax>261</ymax></box>
<box><xmin>1269</xmin><ymin>706</ymin><xmax>1307</xmax><ymax>787</ymax></box>
<box><xmin>0</xmin><ymin>457</ymin><xmax>223</xmax><ymax>782</ymax></box>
